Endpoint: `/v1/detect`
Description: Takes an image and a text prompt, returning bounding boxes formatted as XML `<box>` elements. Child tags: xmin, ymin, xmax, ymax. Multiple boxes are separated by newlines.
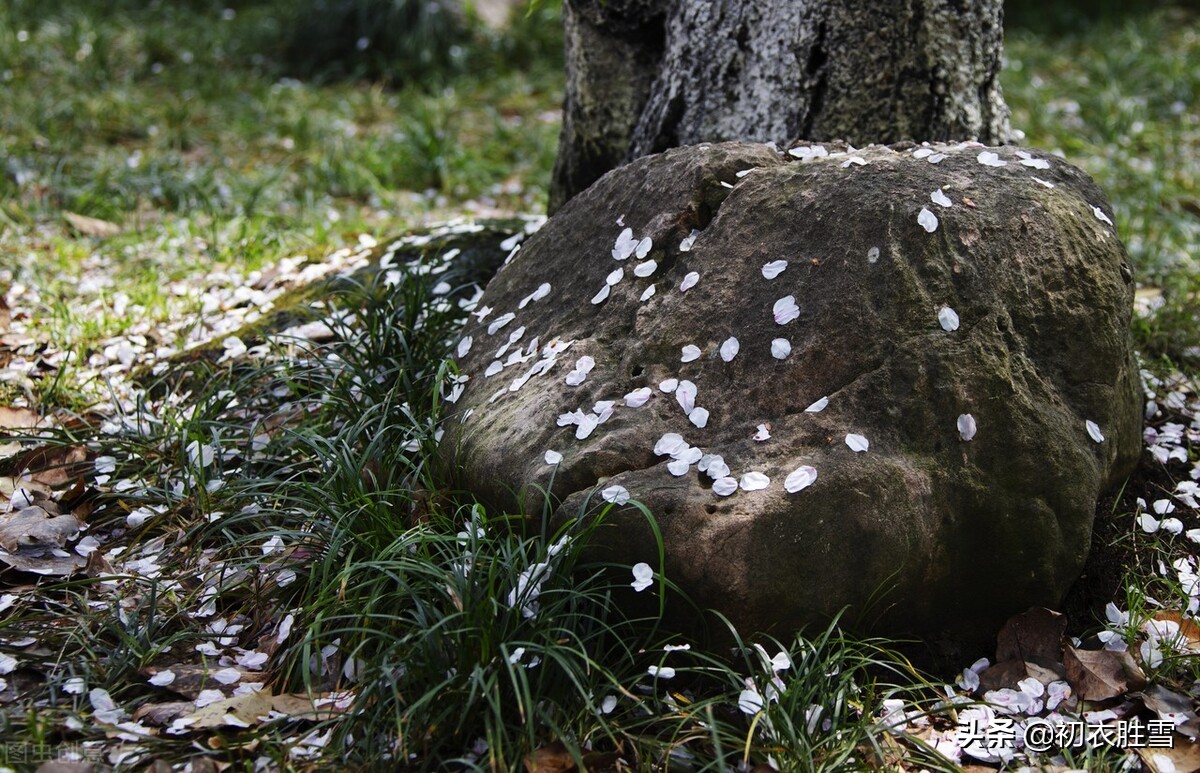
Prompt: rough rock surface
<box><xmin>444</xmin><ymin>140</ymin><xmax>1142</xmax><ymax>643</ymax></box>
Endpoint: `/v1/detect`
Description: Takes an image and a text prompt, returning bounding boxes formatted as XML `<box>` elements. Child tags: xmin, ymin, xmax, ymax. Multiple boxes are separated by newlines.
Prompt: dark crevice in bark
<box><xmin>800</xmin><ymin>20</ymin><xmax>829</xmax><ymax>139</ymax></box>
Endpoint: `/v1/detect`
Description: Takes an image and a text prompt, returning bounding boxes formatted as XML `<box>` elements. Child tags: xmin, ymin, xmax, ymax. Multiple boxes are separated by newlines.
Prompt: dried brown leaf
<box><xmin>525</xmin><ymin>741</ymin><xmax>578</xmax><ymax>773</ymax></box>
<box><xmin>1137</xmin><ymin>683</ymin><xmax>1199</xmax><ymax>722</ymax></box>
<box><xmin>0</xmin><ymin>407</ymin><xmax>40</xmax><ymax>431</ymax></box>
<box><xmin>0</xmin><ymin>551</ymin><xmax>86</xmax><ymax>577</ymax></box>
<box><xmin>996</xmin><ymin>607</ymin><xmax>1066</xmax><ymax>666</ymax></box>
<box><xmin>63</xmin><ymin>211</ymin><xmax>121</xmax><ymax>238</ymax></box>
<box><xmin>132</xmin><ymin>701</ymin><xmax>195</xmax><ymax>726</ymax></box>
<box><xmin>269</xmin><ymin>692</ymin><xmax>349</xmax><ymax>721</ymax></box>
<box><xmin>1135</xmin><ymin>737</ymin><xmax>1200</xmax><ymax>773</ymax></box>
<box><xmin>0</xmin><ymin>506</ymin><xmax>83</xmax><ymax>551</ymax></box>
<box><xmin>1155</xmin><ymin>610</ymin><xmax>1200</xmax><ymax>653</ymax></box>
<box><xmin>1063</xmin><ymin>645</ymin><xmax>1147</xmax><ymax>701</ymax></box>
<box><xmin>978</xmin><ymin>659</ymin><xmax>1066</xmax><ymax>693</ymax></box>
<box><xmin>178</xmin><ymin>691</ymin><xmax>273</xmax><ymax>730</ymax></box>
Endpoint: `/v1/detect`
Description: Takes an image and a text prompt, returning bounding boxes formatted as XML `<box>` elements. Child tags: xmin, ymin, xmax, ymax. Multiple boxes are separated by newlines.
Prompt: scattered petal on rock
<box><xmin>576</xmin><ymin>415</ymin><xmax>599</xmax><ymax>439</ymax></box>
<box><xmin>977</xmin><ymin>150</ymin><xmax>1007</xmax><ymax>167</ymax></box>
<box><xmin>1092</xmin><ymin>206</ymin><xmax>1114</xmax><ymax>226</ymax></box>
<box><xmin>1086</xmin><ymin>420</ymin><xmax>1105</xmax><ymax>443</ymax></box>
<box><xmin>845</xmin><ymin>434</ymin><xmax>869</xmax><ymax>453</ymax></box>
<box><xmin>680</xmin><ymin>272</ymin><xmax>699</xmax><ymax>292</ymax></box>
<box><xmin>680</xmin><ymin>230</ymin><xmax>700</xmax><ymax>252</ymax></box>
<box><xmin>784</xmin><ymin>466</ymin><xmax>818</xmax><ymax>493</ymax></box>
<box><xmin>918</xmin><ymin>207</ymin><xmax>939</xmax><ymax>233</ymax></box>
<box><xmin>1021</xmin><ymin>157</ymin><xmax>1051</xmax><ymax>170</ymax></box>
<box><xmin>635</xmin><ymin>236</ymin><xmax>653</xmax><ymax>259</ymax></box>
<box><xmin>753</xmin><ymin>424</ymin><xmax>771</xmax><ymax>442</ymax></box>
<box><xmin>773</xmin><ymin>296</ymin><xmax>800</xmax><ymax>325</ymax></box>
<box><xmin>640</xmin><ymin>284</ymin><xmax>656</xmax><ymax>302</ymax></box>
<box><xmin>938</xmin><ymin>306</ymin><xmax>960</xmax><ymax>332</ymax></box>
<box><xmin>606</xmin><ymin>267</ymin><xmax>624</xmax><ymax>286</ymax></box>
<box><xmin>634</xmin><ymin>260</ymin><xmax>657</xmax><ymax>278</ymax></box>
<box><xmin>591</xmin><ymin>285</ymin><xmax>610</xmax><ymax>305</ymax></box>
<box><xmin>676</xmin><ymin>381</ymin><xmax>697</xmax><ymax>414</ymax></box>
<box><xmin>762</xmin><ymin>260</ymin><xmax>788</xmax><ymax>279</ymax></box>
<box><xmin>689</xmin><ymin>407</ymin><xmax>710</xmax><ymax>428</ymax></box>
<box><xmin>805</xmin><ymin>396</ymin><xmax>829</xmax><ymax>413</ymax></box>
<box><xmin>647</xmin><ymin>665</ymin><xmax>675</xmax><ymax>679</ymax></box>
<box><xmin>867</xmin><ymin>246</ymin><xmax>880</xmax><ymax>263</ymax></box>
<box><xmin>712</xmin><ymin>477</ymin><xmax>738</xmax><ymax>496</ymax></box>
<box><xmin>740</xmin><ymin>472</ymin><xmax>770</xmax><ymax>491</ymax></box>
<box><xmin>720</xmin><ymin>337</ymin><xmax>740</xmax><ymax>362</ymax></box>
<box><xmin>931</xmin><ymin>189</ymin><xmax>953</xmax><ymax>208</ymax></box>
<box><xmin>654</xmin><ymin>433</ymin><xmax>687</xmax><ymax>456</ymax></box>
<box><xmin>601</xmin><ymin>485</ymin><xmax>630</xmax><ymax>505</ymax></box>
<box><xmin>659</xmin><ymin>378</ymin><xmax>678</xmax><ymax>393</ymax></box>
<box><xmin>681</xmin><ymin>345</ymin><xmax>702</xmax><ymax>363</ymax></box>
<box><xmin>771</xmin><ymin>338</ymin><xmax>792</xmax><ymax>359</ymax></box>
<box><xmin>544</xmin><ymin>450</ymin><xmax>563</xmax><ymax>464</ymax></box>
<box><xmin>624</xmin><ymin>387</ymin><xmax>652</xmax><ymax>408</ymax></box>
<box><xmin>612</xmin><ymin>228</ymin><xmax>636</xmax><ymax>260</ymax></box>
<box><xmin>958</xmin><ymin>414</ymin><xmax>977</xmax><ymax>441</ymax></box>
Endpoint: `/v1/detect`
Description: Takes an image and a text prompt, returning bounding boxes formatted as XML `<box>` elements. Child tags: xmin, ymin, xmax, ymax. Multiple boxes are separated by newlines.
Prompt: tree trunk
<box><xmin>550</xmin><ymin>0</ymin><xmax>1012</xmax><ymax>212</ymax></box>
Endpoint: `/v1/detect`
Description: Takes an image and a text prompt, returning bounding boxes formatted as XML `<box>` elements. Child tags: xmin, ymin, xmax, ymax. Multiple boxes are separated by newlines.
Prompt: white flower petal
<box><xmin>784</xmin><ymin>466</ymin><xmax>818</xmax><ymax>493</ymax></box>
<box><xmin>631</xmin><ymin>562</ymin><xmax>654</xmax><ymax>592</ymax></box>
<box><xmin>624</xmin><ymin>387</ymin><xmax>652</xmax><ymax>408</ymax></box>
<box><xmin>647</xmin><ymin>665</ymin><xmax>675</xmax><ymax>679</ymax></box>
<box><xmin>680</xmin><ymin>230</ymin><xmax>699</xmax><ymax>252</ymax></box>
<box><xmin>762</xmin><ymin>260</ymin><xmax>788</xmax><ymax>279</ymax></box>
<box><xmin>804</xmin><ymin>396</ymin><xmax>828</xmax><ymax>413</ymax></box>
<box><xmin>654</xmin><ymin>433</ymin><xmax>687</xmax><ymax>456</ymax></box>
<box><xmin>606</xmin><ymin>267</ymin><xmax>624</xmax><ymax>286</ymax></box>
<box><xmin>845</xmin><ymin>434</ymin><xmax>869</xmax><ymax>453</ymax></box>
<box><xmin>938</xmin><ymin>306</ymin><xmax>960</xmax><ymax>332</ymax></box>
<box><xmin>675</xmin><ymin>380</ymin><xmax>697</xmax><ymax>414</ymax></box>
<box><xmin>601</xmin><ymin>485</ymin><xmax>630</xmax><ymax>505</ymax></box>
<box><xmin>667</xmin><ymin>458</ymin><xmax>692</xmax><ymax>476</ymax></box>
<box><xmin>771</xmin><ymin>338</ymin><xmax>791</xmax><ymax>359</ymax></box>
<box><xmin>957</xmin><ymin>414</ymin><xmax>977</xmax><ymax>441</ymax></box>
<box><xmin>591</xmin><ymin>284</ymin><xmax>611</xmax><ymax>305</ymax></box>
<box><xmin>635</xmin><ymin>237</ymin><xmax>652</xmax><ymax>259</ymax></box>
<box><xmin>917</xmin><ymin>207</ymin><xmax>938</xmax><ymax>233</ymax></box>
<box><xmin>681</xmin><ymin>345</ymin><xmax>702</xmax><ymax>363</ymax></box>
<box><xmin>720</xmin><ymin>337</ymin><xmax>740</xmax><ymax>362</ymax></box>
<box><xmin>712</xmin><ymin>477</ymin><xmax>738</xmax><ymax>496</ymax></box>
<box><xmin>688</xmin><ymin>407</ymin><xmax>710</xmax><ymax>428</ymax></box>
<box><xmin>1092</xmin><ymin>206</ymin><xmax>1114</xmax><ymax>226</ymax></box>
<box><xmin>659</xmin><ymin>378</ymin><xmax>678</xmax><ymax>393</ymax></box>
<box><xmin>753</xmin><ymin>424</ymin><xmax>771</xmax><ymax>442</ymax></box>
<box><xmin>1086</xmin><ymin>420</ymin><xmax>1105</xmax><ymax>443</ymax></box>
<box><xmin>773</xmin><ymin>295</ymin><xmax>800</xmax><ymax>325</ymax></box>
<box><xmin>634</xmin><ymin>260</ymin><xmax>657</xmax><ymax>278</ymax></box>
<box><xmin>575</xmin><ymin>414</ymin><xmax>599</xmax><ymax>439</ymax></box>
<box><xmin>544</xmin><ymin>450</ymin><xmax>563</xmax><ymax>464</ymax></box>
<box><xmin>930</xmin><ymin>189</ymin><xmax>953</xmax><ymax>208</ymax></box>
<box><xmin>679</xmin><ymin>271</ymin><xmax>700</xmax><ymax>292</ymax></box>
<box><xmin>977</xmin><ymin>150</ymin><xmax>1007</xmax><ymax>167</ymax></box>
<box><xmin>640</xmin><ymin>284</ymin><xmax>656</xmax><ymax>301</ymax></box>
<box><xmin>740</xmin><ymin>472</ymin><xmax>770</xmax><ymax>491</ymax></box>
<box><xmin>149</xmin><ymin>670</ymin><xmax>176</xmax><ymax>687</ymax></box>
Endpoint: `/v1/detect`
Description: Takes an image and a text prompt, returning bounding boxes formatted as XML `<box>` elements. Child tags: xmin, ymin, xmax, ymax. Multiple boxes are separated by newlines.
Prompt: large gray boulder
<box><xmin>442</xmin><ymin>140</ymin><xmax>1142</xmax><ymax>643</ymax></box>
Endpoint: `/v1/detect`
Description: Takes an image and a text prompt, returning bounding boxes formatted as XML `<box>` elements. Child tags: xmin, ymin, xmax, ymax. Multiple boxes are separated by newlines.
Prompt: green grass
<box><xmin>1</xmin><ymin>0</ymin><xmax>1199</xmax><ymax>769</ymax></box>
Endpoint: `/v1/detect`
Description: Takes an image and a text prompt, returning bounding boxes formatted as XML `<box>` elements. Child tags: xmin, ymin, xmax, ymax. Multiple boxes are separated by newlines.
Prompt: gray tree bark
<box><xmin>550</xmin><ymin>0</ymin><xmax>1012</xmax><ymax>212</ymax></box>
